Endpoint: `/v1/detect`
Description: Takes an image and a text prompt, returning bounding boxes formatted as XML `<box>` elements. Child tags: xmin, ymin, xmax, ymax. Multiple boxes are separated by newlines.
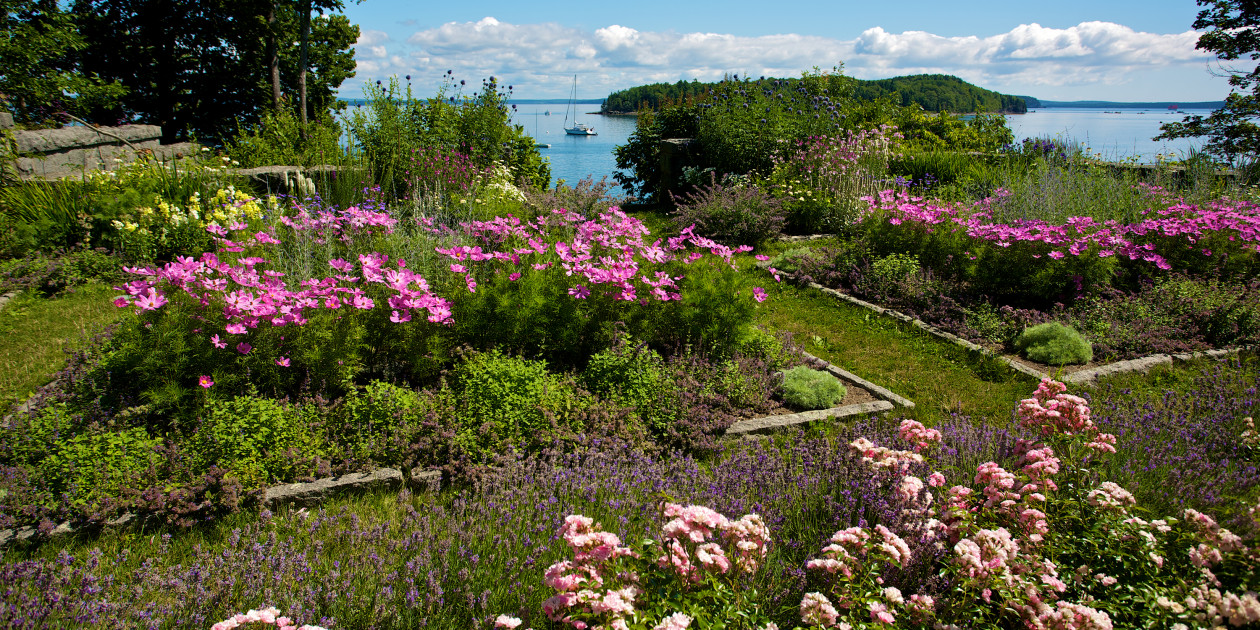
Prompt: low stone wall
<box><xmin>9</xmin><ymin>123</ymin><xmax>196</xmax><ymax>180</ymax></box>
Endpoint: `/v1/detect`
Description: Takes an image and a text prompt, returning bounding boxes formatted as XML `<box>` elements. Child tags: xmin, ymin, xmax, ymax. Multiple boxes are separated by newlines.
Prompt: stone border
<box><xmin>799</xmin><ymin>279</ymin><xmax>1246</xmax><ymax>384</ymax></box>
<box><xmin>725</xmin><ymin>352</ymin><xmax>913</xmax><ymax>435</ymax></box>
<box><xmin>0</xmin><ymin>468</ymin><xmax>443</xmax><ymax>548</ymax></box>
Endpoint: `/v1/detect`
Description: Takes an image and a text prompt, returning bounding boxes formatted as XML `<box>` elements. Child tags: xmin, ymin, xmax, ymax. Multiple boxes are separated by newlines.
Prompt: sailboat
<box><xmin>564</xmin><ymin>75</ymin><xmax>597</xmax><ymax>136</ymax></box>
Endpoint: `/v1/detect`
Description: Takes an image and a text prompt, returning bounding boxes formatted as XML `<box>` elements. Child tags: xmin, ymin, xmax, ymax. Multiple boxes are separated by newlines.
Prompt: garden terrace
<box><xmin>0</xmin><ymin>73</ymin><xmax>1258</xmax><ymax>629</ymax></box>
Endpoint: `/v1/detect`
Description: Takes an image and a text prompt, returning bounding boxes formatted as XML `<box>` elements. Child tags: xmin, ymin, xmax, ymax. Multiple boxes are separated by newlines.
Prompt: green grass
<box><xmin>752</xmin><ymin>276</ymin><xmax>1035</xmax><ymax>422</ymax></box>
<box><xmin>0</xmin><ymin>283</ymin><xmax>126</xmax><ymax>404</ymax></box>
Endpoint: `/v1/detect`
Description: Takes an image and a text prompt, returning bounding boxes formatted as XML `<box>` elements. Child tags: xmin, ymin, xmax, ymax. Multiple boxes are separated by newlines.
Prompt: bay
<box><xmin>510</xmin><ymin>104</ymin><xmax>638</xmax><ymax>190</ymax></box>
<box><xmin>340</xmin><ymin>99</ymin><xmax>1220</xmax><ymax>188</ymax></box>
<box><xmin>1003</xmin><ymin>107</ymin><xmax>1210</xmax><ymax>162</ymax></box>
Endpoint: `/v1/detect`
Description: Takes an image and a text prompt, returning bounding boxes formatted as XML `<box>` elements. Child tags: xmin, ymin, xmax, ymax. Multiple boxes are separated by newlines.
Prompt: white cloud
<box><xmin>340</xmin><ymin>18</ymin><xmax>1221</xmax><ymax>101</ymax></box>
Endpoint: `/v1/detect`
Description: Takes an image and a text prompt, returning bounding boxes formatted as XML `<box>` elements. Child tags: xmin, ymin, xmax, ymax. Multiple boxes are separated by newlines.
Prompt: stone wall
<box><xmin>7</xmin><ymin>122</ymin><xmax>196</xmax><ymax>180</ymax></box>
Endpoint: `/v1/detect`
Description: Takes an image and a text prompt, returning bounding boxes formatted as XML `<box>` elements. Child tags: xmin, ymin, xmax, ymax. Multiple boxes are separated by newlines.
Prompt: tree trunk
<box><xmin>298</xmin><ymin>0</ymin><xmax>310</xmax><ymax>130</ymax></box>
<box><xmin>267</xmin><ymin>2</ymin><xmax>280</xmax><ymax>109</ymax></box>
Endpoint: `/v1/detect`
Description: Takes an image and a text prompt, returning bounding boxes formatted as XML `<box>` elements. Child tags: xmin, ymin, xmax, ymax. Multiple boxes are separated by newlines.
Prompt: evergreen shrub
<box><xmin>1014</xmin><ymin>322</ymin><xmax>1093</xmax><ymax>365</ymax></box>
<box><xmin>780</xmin><ymin>365</ymin><xmax>846</xmax><ymax>410</ymax></box>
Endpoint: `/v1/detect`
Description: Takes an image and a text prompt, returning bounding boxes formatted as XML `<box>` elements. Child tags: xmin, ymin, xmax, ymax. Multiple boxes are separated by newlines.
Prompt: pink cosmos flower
<box><xmin>569</xmin><ymin>285</ymin><xmax>590</xmax><ymax>299</ymax></box>
<box><xmin>753</xmin><ymin>287</ymin><xmax>767</xmax><ymax>302</ymax></box>
<box><xmin>237</xmin><ymin>342</ymin><xmax>252</xmax><ymax>354</ymax></box>
<box><xmin>225</xmin><ymin>322</ymin><xmax>247</xmax><ymax>335</ymax></box>
<box><xmin>275</xmin><ymin>357</ymin><xmax>290</xmax><ymax>367</ymax></box>
<box><xmin>210</xmin><ymin>334</ymin><xmax>227</xmax><ymax>349</ymax></box>
<box><xmin>199</xmin><ymin>375</ymin><xmax>214</xmax><ymax>388</ymax></box>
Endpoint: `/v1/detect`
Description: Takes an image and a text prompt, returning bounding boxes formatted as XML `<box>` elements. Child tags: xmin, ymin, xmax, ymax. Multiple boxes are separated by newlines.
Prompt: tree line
<box><xmin>1</xmin><ymin>0</ymin><xmax>358</xmax><ymax>144</ymax></box>
<box><xmin>601</xmin><ymin>73</ymin><xmax>1027</xmax><ymax>115</ymax></box>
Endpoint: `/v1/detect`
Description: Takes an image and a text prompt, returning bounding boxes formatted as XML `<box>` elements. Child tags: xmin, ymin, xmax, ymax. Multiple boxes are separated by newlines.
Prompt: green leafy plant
<box><xmin>779</xmin><ymin>365</ymin><xmax>846</xmax><ymax>410</ymax></box>
<box><xmin>669</xmin><ymin>172</ymin><xmax>786</xmax><ymax>245</ymax></box>
<box><xmin>581</xmin><ymin>336</ymin><xmax>673</xmax><ymax>434</ymax></box>
<box><xmin>187</xmin><ymin>394</ymin><xmax>324</xmax><ymax>488</ymax></box>
<box><xmin>452</xmin><ymin>349</ymin><xmax>582</xmax><ymax>459</ymax></box>
<box><xmin>333</xmin><ymin>380</ymin><xmax>439</xmax><ymax>466</ymax></box>
<box><xmin>39</xmin><ymin>425</ymin><xmax>161</xmax><ymax>514</ymax></box>
<box><xmin>1013</xmin><ymin>321</ymin><xmax>1094</xmax><ymax>365</ymax></box>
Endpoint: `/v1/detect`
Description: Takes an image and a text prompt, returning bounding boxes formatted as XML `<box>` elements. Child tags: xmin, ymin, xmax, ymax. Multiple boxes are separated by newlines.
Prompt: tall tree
<box><xmin>0</xmin><ymin>0</ymin><xmax>124</xmax><ymax>126</ymax></box>
<box><xmin>71</xmin><ymin>0</ymin><xmax>356</xmax><ymax>144</ymax></box>
<box><xmin>1157</xmin><ymin>0</ymin><xmax>1260</xmax><ymax>162</ymax></box>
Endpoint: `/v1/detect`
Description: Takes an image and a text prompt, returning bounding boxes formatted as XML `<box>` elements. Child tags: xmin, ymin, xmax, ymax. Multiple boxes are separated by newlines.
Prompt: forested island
<box><xmin>602</xmin><ymin>73</ymin><xmax>1027</xmax><ymax>114</ymax></box>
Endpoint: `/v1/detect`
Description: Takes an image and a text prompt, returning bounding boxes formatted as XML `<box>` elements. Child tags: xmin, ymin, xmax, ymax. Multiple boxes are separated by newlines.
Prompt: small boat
<box><xmin>564</xmin><ymin>75</ymin><xmax>596</xmax><ymax>136</ymax></box>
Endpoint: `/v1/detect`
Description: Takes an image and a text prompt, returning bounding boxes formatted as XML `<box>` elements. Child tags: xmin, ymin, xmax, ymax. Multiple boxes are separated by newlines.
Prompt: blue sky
<box><xmin>338</xmin><ymin>0</ymin><xmax>1234</xmax><ymax>102</ymax></box>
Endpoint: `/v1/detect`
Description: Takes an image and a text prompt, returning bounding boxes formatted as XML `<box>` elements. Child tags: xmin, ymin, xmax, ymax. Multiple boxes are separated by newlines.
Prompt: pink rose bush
<box><xmin>796</xmin><ymin>379</ymin><xmax>1260</xmax><ymax>630</ymax></box>
<box><xmin>209</xmin><ymin>606</ymin><xmax>325</xmax><ymax>630</ymax></box>
<box><xmin>528</xmin><ymin>504</ymin><xmax>773</xmax><ymax>630</ymax></box>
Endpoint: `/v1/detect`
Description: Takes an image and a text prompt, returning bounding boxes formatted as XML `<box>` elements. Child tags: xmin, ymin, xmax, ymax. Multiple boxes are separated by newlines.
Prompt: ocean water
<box><xmin>340</xmin><ymin>100</ymin><xmax>1219</xmax><ymax>189</ymax></box>
<box><xmin>510</xmin><ymin>104</ymin><xmax>638</xmax><ymax>189</ymax></box>
<box><xmin>1003</xmin><ymin>107</ymin><xmax>1210</xmax><ymax>162</ymax></box>
<box><xmin>517</xmin><ymin>106</ymin><xmax>1216</xmax><ymax>187</ymax></box>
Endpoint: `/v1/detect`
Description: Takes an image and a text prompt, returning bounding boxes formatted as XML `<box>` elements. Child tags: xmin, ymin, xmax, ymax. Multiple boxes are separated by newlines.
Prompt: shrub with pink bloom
<box><xmin>209</xmin><ymin>606</ymin><xmax>326</xmax><ymax>630</ymax></box>
<box><xmin>527</xmin><ymin>504</ymin><xmax>774</xmax><ymax>630</ymax></box>
<box><xmin>798</xmin><ymin>379</ymin><xmax>1260</xmax><ymax>630</ymax></box>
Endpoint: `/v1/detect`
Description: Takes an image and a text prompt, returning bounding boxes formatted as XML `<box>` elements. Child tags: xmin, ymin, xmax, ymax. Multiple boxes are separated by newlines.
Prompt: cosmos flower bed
<box><xmin>0</xmin><ymin>190</ymin><xmax>801</xmax><ymax>530</ymax></box>
<box><xmin>3</xmin><ymin>369</ymin><xmax>1256</xmax><ymax>629</ymax></box>
<box><xmin>780</xmin><ymin>186</ymin><xmax>1260</xmax><ymax>361</ymax></box>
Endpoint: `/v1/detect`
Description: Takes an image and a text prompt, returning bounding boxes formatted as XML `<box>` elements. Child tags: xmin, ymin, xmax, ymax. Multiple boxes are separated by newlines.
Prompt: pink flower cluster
<box><xmin>542</xmin><ymin>515</ymin><xmax>640</xmax><ymax>629</ymax></box>
<box><xmin>848</xmin><ymin>437</ymin><xmax>923</xmax><ymax>474</ymax></box>
<box><xmin>538</xmin><ymin>505</ymin><xmax>768</xmax><ymax>630</ymax></box>
<box><xmin>210</xmin><ymin>607</ymin><xmax>326</xmax><ymax>630</ymax></box>
<box><xmin>278</xmin><ymin>204</ymin><xmax>398</xmax><ymax>245</ymax></box>
<box><xmin>1016</xmin><ymin>379</ymin><xmax>1116</xmax><ymax>454</ymax></box>
<box><xmin>658</xmin><ymin>502</ymin><xmax>771</xmax><ymax>581</ymax></box>
<box><xmin>114</xmin><ymin>249</ymin><xmax>453</xmax><ymax>357</ymax></box>
<box><xmin>897</xmin><ymin>419</ymin><xmax>942</xmax><ymax>453</ymax></box>
<box><xmin>443</xmin><ymin>208</ymin><xmax>765</xmax><ymax>305</ymax></box>
<box><xmin>863</xmin><ymin>187</ymin><xmax>1260</xmax><ymax>272</ymax></box>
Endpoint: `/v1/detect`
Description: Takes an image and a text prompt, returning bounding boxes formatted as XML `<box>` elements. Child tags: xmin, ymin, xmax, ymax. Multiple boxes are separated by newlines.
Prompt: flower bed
<box><xmin>774</xmin><ymin>186</ymin><xmax>1260</xmax><ymax>367</ymax></box>
<box><xmin>1</xmin><ymin>187</ymin><xmax>888</xmax><ymax>532</ymax></box>
<box><xmin>1</xmin><ymin>367</ymin><xmax>1256</xmax><ymax>629</ymax></box>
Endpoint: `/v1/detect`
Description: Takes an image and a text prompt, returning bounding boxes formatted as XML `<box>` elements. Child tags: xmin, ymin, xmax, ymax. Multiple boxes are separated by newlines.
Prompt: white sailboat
<box><xmin>564</xmin><ymin>75</ymin><xmax>597</xmax><ymax>136</ymax></box>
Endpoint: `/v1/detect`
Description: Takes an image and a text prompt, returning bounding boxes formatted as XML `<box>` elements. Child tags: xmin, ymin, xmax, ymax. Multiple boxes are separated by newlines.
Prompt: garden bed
<box><xmin>798</xmin><ymin>277</ymin><xmax>1248</xmax><ymax>383</ymax></box>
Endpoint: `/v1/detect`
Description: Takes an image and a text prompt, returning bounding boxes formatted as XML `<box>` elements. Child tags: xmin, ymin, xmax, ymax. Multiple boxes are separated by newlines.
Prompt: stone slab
<box><xmin>1062</xmin><ymin>354</ymin><xmax>1173</xmax><ymax>384</ymax></box>
<box><xmin>14</xmin><ymin>124</ymin><xmax>161</xmax><ymax>153</ymax></box>
<box><xmin>726</xmin><ymin>400</ymin><xmax>894</xmax><ymax>435</ymax></box>
<box><xmin>263</xmin><ymin>467</ymin><xmax>404</xmax><ymax>509</ymax></box>
<box><xmin>409</xmin><ymin>468</ymin><xmax>442</xmax><ymax>493</ymax></box>
<box><xmin>1172</xmin><ymin>348</ymin><xmax>1243</xmax><ymax>362</ymax></box>
<box><xmin>0</xmin><ymin>112</ymin><xmax>13</xmax><ymax>129</ymax></box>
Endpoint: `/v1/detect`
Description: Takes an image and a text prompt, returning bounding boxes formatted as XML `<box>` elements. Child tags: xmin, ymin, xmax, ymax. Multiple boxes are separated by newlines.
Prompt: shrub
<box><xmin>581</xmin><ymin>337</ymin><xmax>672</xmax><ymax>434</ymax></box>
<box><xmin>225</xmin><ymin>106</ymin><xmax>347</xmax><ymax>168</ymax></box>
<box><xmin>766</xmin><ymin>247</ymin><xmax>821</xmax><ymax>275</ymax></box>
<box><xmin>1014</xmin><ymin>322</ymin><xmax>1093</xmax><ymax>365</ymax></box>
<box><xmin>187</xmin><ymin>395</ymin><xmax>324</xmax><ymax>488</ymax></box>
<box><xmin>780</xmin><ymin>365</ymin><xmax>846</xmax><ymax>410</ymax></box>
<box><xmin>452</xmin><ymin>349</ymin><xmax>582</xmax><ymax>459</ymax></box>
<box><xmin>333</xmin><ymin>380</ymin><xmax>440</xmax><ymax>467</ymax></box>
<box><xmin>39</xmin><ymin>425</ymin><xmax>162</xmax><ymax>515</ymax></box>
<box><xmin>0</xmin><ymin>246</ymin><xmax>122</xmax><ymax>294</ymax></box>
<box><xmin>670</xmin><ymin>172</ymin><xmax>785</xmax><ymax>246</ymax></box>
<box><xmin>522</xmin><ymin>175</ymin><xmax>625</xmax><ymax>219</ymax></box>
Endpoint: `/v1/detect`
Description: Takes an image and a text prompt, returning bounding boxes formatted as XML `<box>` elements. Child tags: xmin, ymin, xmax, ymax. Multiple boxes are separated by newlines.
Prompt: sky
<box><xmin>337</xmin><ymin>0</ymin><xmax>1238</xmax><ymax>102</ymax></box>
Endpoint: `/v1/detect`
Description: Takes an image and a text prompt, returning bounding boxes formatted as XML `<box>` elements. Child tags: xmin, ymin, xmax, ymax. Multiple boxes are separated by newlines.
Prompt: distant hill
<box><xmin>601</xmin><ymin>74</ymin><xmax>1026</xmax><ymax>114</ymax></box>
<box><xmin>851</xmin><ymin>74</ymin><xmax>1026</xmax><ymax>114</ymax></box>
<box><xmin>1017</xmin><ymin>96</ymin><xmax>1225</xmax><ymax>110</ymax></box>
